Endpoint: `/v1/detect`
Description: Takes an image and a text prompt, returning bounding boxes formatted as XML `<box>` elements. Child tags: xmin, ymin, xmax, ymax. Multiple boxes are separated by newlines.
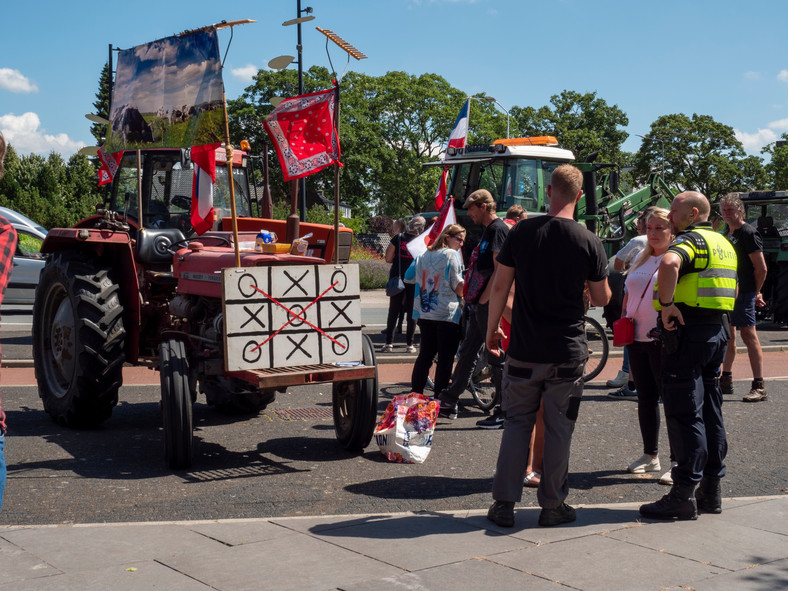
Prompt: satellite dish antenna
<box><xmin>270</xmin><ymin>96</ymin><xmax>286</xmax><ymax>107</ymax></box>
<box><xmin>268</xmin><ymin>55</ymin><xmax>295</xmax><ymax>70</ymax></box>
<box><xmin>85</xmin><ymin>114</ymin><xmax>109</xmax><ymax>125</ymax></box>
<box><xmin>78</xmin><ymin>146</ymin><xmax>100</xmax><ymax>156</ymax></box>
<box><xmin>283</xmin><ymin>15</ymin><xmax>315</xmax><ymax>26</ymax></box>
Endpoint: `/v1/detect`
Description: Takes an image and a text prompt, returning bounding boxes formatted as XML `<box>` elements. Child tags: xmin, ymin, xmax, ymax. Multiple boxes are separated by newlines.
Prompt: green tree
<box><xmin>634</xmin><ymin>114</ymin><xmax>766</xmax><ymax>200</ymax></box>
<box><xmin>228</xmin><ymin>68</ymin><xmax>473</xmax><ymax>218</ymax></box>
<box><xmin>763</xmin><ymin>135</ymin><xmax>788</xmax><ymax>190</ymax></box>
<box><xmin>510</xmin><ymin>90</ymin><xmax>630</xmax><ymax>165</ymax></box>
<box><xmin>91</xmin><ymin>62</ymin><xmax>112</xmax><ymax>146</ymax></box>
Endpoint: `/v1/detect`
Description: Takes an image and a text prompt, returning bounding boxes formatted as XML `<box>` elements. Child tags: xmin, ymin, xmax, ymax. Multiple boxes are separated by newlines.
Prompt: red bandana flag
<box><xmin>190</xmin><ymin>142</ymin><xmax>221</xmax><ymax>235</ymax></box>
<box><xmin>263</xmin><ymin>87</ymin><xmax>342</xmax><ymax>182</ymax></box>
<box><xmin>97</xmin><ymin>146</ymin><xmax>123</xmax><ymax>186</ymax></box>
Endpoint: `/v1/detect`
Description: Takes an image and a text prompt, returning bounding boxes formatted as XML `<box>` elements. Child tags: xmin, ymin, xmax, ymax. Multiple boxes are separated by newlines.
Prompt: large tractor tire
<box><xmin>773</xmin><ymin>262</ymin><xmax>788</xmax><ymax>324</ymax></box>
<box><xmin>32</xmin><ymin>252</ymin><xmax>125</xmax><ymax>427</ymax></box>
<box><xmin>333</xmin><ymin>334</ymin><xmax>378</xmax><ymax>452</ymax></box>
<box><xmin>160</xmin><ymin>339</ymin><xmax>194</xmax><ymax>469</ymax></box>
<box><xmin>200</xmin><ymin>376</ymin><xmax>277</xmax><ymax>415</ymax></box>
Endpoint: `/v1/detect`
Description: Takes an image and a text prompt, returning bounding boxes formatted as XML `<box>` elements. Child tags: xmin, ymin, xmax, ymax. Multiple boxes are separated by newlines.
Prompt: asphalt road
<box><xmin>1</xmin><ymin>375</ymin><xmax>785</xmax><ymax>526</ymax></box>
<box><xmin>1</xmin><ymin>297</ymin><xmax>785</xmax><ymax>525</ymax></box>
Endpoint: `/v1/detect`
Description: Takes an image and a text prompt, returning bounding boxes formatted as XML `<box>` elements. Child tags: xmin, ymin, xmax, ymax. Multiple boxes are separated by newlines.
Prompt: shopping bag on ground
<box><xmin>374</xmin><ymin>393</ymin><xmax>439</xmax><ymax>463</ymax></box>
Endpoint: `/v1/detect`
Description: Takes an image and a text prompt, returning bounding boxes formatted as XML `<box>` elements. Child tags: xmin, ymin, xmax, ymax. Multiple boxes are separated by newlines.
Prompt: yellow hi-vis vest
<box><xmin>654</xmin><ymin>227</ymin><xmax>737</xmax><ymax>311</ymax></box>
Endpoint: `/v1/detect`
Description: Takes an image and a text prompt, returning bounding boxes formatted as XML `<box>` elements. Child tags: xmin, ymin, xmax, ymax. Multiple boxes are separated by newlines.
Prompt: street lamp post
<box><xmin>484</xmin><ymin>96</ymin><xmax>510</xmax><ymax>139</ymax></box>
<box><xmin>269</xmin><ymin>3</ymin><xmax>316</xmax><ymax>223</ymax></box>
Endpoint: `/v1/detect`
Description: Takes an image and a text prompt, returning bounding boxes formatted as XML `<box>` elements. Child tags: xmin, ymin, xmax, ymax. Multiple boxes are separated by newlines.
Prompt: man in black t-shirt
<box><xmin>437</xmin><ymin>189</ymin><xmax>509</xmax><ymax>419</ymax></box>
<box><xmin>719</xmin><ymin>194</ymin><xmax>768</xmax><ymax>402</ymax></box>
<box><xmin>484</xmin><ymin>164</ymin><xmax>611</xmax><ymax>528</ymax></box>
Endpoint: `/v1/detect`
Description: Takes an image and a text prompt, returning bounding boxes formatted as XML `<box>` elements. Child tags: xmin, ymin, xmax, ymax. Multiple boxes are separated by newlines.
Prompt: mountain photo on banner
<box><xmin>263</xmin><ymin>87</ymin><xmax>341</xmax><ymax>182</ymax></box>
<box><xmin>104</xmin><ymin>29</ymin><xmax>224</xmax><ymax>151</ymax></box>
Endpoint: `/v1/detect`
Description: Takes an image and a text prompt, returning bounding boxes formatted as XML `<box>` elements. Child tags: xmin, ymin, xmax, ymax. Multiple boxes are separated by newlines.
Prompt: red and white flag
<box><xmin>447</xmin><ymin>98</ymin><xmax>470</xmax><ymax>149</ymax></box>
<box><xmin>433</xmin><ymin>166</ymin><xmax>449</xmax><ymax>210</ymax></box>
<box><xmin>433</xmin><ymin>99</ymin><xmax>470</xmax><ymax>209</ymax></box>
<box><xmin>190</xmin><ymin>142</ymin><xmax>221</xmax><ymax>235</ymax></box>
<box><xmin>97</xmin><ymin>146</ymin><xmax>122</xmax><ymax>187</ymax></box>
<box><xmin>263</xmin><ymin>87</ymin><xmax>341</xmax><ymax>182</ymax></box>
<box><xmin>407</xmin><ymin>197</ymin><xmax>457</xmax><ymax>259</ymax></box>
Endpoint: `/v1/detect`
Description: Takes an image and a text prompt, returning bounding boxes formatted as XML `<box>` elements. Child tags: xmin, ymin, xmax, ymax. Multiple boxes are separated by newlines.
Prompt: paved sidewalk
<box><xmin>0</xmin><ymin>496</ymin><xmax>785</xmax><ymax>590</ymax></box>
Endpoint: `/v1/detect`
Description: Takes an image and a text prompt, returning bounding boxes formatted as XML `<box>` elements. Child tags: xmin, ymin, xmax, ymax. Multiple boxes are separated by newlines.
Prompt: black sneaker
<box><xmin>476</xmin><ymin>406</ymin><xmax>504</xmax><ymax>429</ymax></box>
<box><xmin>639</xmin><ymin>487</ymin><xmax>698</xmax><ymax>521</ymax></box>
<box><xmin>487</xmin><ymin>501</ymin><xmax>515</xmax><ymax>527</ymax></box>
<box><xmin>438</xmin><ymin>404</ymin><xmax>458</xmax><ymax>420</ymax></box>
<box><xmin>538</xmin><ymin>502</ymin><xmax>576</xmax><ymax>527</ymax></box>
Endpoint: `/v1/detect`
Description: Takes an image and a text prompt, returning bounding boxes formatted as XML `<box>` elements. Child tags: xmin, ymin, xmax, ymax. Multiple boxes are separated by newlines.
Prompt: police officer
<box><xmin>639</xmin><ymin>191</ymin><xmax>737</xmax><ymax>521</ymax></box>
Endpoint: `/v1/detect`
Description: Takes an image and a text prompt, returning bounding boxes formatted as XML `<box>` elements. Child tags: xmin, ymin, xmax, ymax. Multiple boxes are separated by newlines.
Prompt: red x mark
<box><xmin>250</xmin><ymin>280</ymin><xmax>346</xmax><ymax>352</ymax></box>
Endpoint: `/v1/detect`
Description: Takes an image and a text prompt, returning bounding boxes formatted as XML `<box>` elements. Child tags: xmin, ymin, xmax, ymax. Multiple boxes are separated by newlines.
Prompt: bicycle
<box><xmin>431</xmin><ymin>315</ymin><xmax>609</xmax><ymax>412</ymax></box>
<box><xmin>583</xmin><ymin>315</ymin><xmax>609</xmax><ymax>382</ymax></box>
<box><xmin>470</xmin><ymin>315</ymin><xmax>609</xmax><ymax>407</ymax></box>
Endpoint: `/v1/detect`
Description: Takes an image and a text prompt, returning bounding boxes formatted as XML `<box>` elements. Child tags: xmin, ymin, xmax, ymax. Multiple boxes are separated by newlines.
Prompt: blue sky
<box><xmin>2</xmin><ymin>0</ymin><xmax>787</xmax><ymax>161</ymax></box>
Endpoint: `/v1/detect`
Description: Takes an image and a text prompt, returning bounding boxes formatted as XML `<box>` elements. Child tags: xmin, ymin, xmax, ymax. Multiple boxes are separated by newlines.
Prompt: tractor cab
<box><xmin>106</xmin><ymin>147</ymin><xmax>253</xmax><ymax>237</ymax></box>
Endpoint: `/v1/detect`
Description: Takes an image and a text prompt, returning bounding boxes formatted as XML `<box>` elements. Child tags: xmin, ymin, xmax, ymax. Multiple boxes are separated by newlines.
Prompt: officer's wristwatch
<box><xmin>659</xmin><ymin>299</ymin><xmax>675</xmax><ymax>307</ymax></box>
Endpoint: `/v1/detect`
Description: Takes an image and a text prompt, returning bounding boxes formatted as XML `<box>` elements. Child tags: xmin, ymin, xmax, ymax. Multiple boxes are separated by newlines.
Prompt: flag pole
<box><xmin>221</xmin><ymin>87</ymin><xmax>241</xmax><ymax>268</ymax></box>
<box><xmin>464</xmin><ymin>96</ymin><xmax>471</xmax><ymax>147</ymax></box>
<box><xmin>333</xmin><ymin>83</ymin><xmax>341</xmax><ymax>264</ymax></box>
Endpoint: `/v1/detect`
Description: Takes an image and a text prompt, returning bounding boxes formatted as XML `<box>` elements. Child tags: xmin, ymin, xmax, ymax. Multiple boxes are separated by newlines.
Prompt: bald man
<box><xmin>639</xmin><ymin>191</ymin><xmax>737</xmax><ymax>521</ymax></box>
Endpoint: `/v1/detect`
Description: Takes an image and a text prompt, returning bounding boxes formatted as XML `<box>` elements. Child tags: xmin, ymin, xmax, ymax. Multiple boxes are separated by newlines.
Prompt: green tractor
<box><xmin>737</xmin><ymin>191</ymin><xmax>788</xmax><ymax>324</ymax></box>
<box><xmin>425</xmin><ymin>136</ymin><xmax>676</xmax><ymax>259</ymax></box>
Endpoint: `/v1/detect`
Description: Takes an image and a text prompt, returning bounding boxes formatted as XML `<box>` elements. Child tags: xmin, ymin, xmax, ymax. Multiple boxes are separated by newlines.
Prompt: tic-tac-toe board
<box><xmin>222</xmin><ymin>265</ymin><xmax>363</xmax><ymax>372</ymax></box>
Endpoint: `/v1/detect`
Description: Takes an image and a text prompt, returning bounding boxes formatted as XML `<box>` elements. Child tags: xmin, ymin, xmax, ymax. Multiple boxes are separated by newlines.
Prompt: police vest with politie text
<box><xmin>654</xmin><ymin>224</ymin><xmax>738</xmax><ymax>313</ymax></box>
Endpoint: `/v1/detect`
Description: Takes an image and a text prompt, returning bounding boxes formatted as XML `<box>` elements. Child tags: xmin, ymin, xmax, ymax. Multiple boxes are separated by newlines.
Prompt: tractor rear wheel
<box><xmin>773</xmin><ymin>262</ymin><xmax>788</xmax><ymax>324</ymax></box>
<box><xmin>160</xmin><ymin>339</ymin><xmax>194</xmax><ymax>469</ymax></box>
<box><xmin>32</xmin><ymin>252</ymin><xmax>125</xmax><ymax>427</ymax></box>
<box><xmin>333</xmin><ymin>334</ymin><xmax>378</xmax><ymax>451</ymax></box>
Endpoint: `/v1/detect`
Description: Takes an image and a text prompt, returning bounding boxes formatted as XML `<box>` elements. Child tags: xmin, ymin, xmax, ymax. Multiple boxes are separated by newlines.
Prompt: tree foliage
<box><xmin>0</xmin><ymin>144</ymin><xmax>100</xmax><ymax>228</ymax></box>
<box><xmin>763</xmin><ymin>135</ymin><xmax>788</xmax><ymax>190</ymax></box>
<box><xmin>633</xmin><ymin>114</ymin><xmax>767</xmax><ymax>200</ymax></box>
<box><xmin>5</xmin><ymin>58</ymin><xmax>783</xmax><ymax>233</ymax></box>
<box><xmin>91</xmin><ymin>62</ymin><xmax>112</xmax><ymax>146</ymax></box>
<box><xmin>511</xmin><ymin>91</ymin><xmax>630</xmax><ymax>166</ymax></box>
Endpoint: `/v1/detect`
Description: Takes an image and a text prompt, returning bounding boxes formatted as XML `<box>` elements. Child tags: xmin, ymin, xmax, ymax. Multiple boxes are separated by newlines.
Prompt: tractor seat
<box><xmin>135</xmin><ymin>228</ymin><xmax>186</xmax><ymax>265</ymax></box>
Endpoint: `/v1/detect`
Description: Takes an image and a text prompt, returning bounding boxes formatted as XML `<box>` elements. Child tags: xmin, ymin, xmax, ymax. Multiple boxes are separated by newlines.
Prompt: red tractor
<box><xmin>32</xmin><ymin>146</ymin><xmax>378</xmax><ymax>468</ymax></box>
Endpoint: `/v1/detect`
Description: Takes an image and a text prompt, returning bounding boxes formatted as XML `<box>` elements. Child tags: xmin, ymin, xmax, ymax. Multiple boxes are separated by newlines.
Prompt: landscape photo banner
<box><xmin>105</xmin><ymin>29</ymin><xmax>224</xmax><ymax>151</ymax></box>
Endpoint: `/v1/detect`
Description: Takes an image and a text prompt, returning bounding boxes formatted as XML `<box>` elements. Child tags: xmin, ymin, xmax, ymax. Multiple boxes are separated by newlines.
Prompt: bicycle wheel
<box><xmin>583</xmin><ymin>316</ymin><xmax>609</xmax><ymax>382</ymax></box>
<box><xmin>469</xmin><ymin>364</ymin><xmax>498</xmax><ymax>412</ymax></box>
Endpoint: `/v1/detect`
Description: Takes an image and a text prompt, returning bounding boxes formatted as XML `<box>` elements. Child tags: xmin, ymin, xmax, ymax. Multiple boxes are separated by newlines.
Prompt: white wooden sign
<box><xmin>222</xmin><ymin>264</ymin><xmax>363</xmax><ymax>372</ymax></box>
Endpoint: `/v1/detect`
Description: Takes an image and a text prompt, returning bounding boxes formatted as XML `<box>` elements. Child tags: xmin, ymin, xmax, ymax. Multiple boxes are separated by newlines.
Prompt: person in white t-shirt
<box><xmin>620</xmin><ymin>208</ymin><xmax>676</xmax><ymax>485</ymax></box>
<box><xmin>607</xmin><ymin>209</ymin><xmax>654</xmax><ymax>394</ymax></box>
<box><xmin>405</xmin><ymin>224</ymin><xmax>466</xmax><ymax>398</ymax></box>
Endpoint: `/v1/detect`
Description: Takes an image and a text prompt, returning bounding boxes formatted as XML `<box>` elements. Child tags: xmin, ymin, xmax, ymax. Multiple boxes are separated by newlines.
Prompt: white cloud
<box><xmin>231</xmin><ymin>64</ymin><xmax>259</xmax><ymax>82</ymax></box>
<box><xmin>0</xmin><ymin>112</ymin><xmax>85</xmax><ymax>157</ymax></box>
<box><xmin>744</xmin><ymin>71</ymin><xmax>759</xmax><ymax>80</ymax></box>
<box><xmin>735</xmin><ymin>127</ymin><xmax>777</xmax><ymax>152</ymax></box>
<box><xmin>778</xmin><ymin>70</ymin><xmax>788</xmax><ymax>82</ymax></box>
<box><xmin>0</xmin><ymin>68</ymin><xmax>38</xmax><ymax>93</ymax></box>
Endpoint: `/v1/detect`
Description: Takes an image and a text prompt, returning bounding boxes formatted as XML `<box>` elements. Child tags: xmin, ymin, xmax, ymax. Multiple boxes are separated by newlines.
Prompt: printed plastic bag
<box><xmin>374</xmin><ymin>393</ymin><xmax>439</xmax><ymax>463</ymax></box>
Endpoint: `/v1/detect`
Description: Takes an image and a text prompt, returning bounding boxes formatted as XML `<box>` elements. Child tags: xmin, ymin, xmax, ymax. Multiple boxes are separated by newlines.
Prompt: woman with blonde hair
<box><xmin>620</xmin><ymin>207</ymin><xmax>677</xmax><ymax>485</ymax></box>
<box><xmin>405</xmin><ymin>224</ymin><xmax>466</xmax><ymax>398</ymax></box>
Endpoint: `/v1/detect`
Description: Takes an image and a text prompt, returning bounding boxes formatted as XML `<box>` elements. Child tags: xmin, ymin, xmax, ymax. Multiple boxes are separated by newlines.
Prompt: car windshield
<box><xmin>109</xmin><ymin>150</ymin><xmax>253</xmax><ymax>233</ymax></box>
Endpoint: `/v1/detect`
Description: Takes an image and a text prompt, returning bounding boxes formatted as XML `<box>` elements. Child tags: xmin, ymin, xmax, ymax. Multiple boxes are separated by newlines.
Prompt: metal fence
<box><xmin>355</xmin><ymin>233</ymin><xmax>391</xmax><ymax>257</ymax></box>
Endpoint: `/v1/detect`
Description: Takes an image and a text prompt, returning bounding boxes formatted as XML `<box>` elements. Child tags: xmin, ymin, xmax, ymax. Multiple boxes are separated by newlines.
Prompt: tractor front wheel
<box><xmin>160</xmin><ymin>339</ymin><xmax>194</xmax><ymax>469</ymax></box>
<box><xmin>333</xmin><ymin>334</ymin><xmax>378</xmax><ymax>451</ymax></box>
<box><xmin>32</xmin><ymin>252</ymin><xmax>125</xmax><ymax>427</ymax></box>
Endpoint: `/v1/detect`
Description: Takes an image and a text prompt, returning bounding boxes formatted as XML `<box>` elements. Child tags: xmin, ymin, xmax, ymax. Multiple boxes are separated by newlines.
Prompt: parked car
<box><xmin>0</xmin><ymin>206</ymin><xmax>47</xmax><ymax>306</ymax></box>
